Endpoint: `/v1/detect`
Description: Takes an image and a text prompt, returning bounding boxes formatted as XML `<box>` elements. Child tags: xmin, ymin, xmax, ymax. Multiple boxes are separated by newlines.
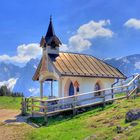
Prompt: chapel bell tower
<box><xmin>40</xmin><ymin>16</ymin><xmax>62</xmax><ymax>59</ymax></box>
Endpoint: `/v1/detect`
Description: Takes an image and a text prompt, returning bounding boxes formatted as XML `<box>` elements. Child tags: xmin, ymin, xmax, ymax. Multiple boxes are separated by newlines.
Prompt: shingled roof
<box><xmin>33</xmin><ymin>52</ymin><xmax>126</xmax><ymax>81</ymax></box>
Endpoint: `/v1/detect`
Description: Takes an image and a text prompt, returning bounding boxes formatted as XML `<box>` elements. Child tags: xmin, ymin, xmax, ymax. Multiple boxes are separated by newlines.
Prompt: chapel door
<box><xmin>69</xmin><ymin>82</ymin><xmax>74</xmax><ymax>96</ymax></box>
<box><xmin>95</xmin><ymin>83</ymin><xmax>101</xmax><ymax>96</ymax></box>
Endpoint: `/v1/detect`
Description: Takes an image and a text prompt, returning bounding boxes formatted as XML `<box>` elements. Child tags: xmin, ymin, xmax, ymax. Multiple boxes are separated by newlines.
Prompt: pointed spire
<box><xmin>44</xmin><ymin>16</ymin><xmax>62</xmax><ymax>47</ymax></box>
<box><xmin>45</xmin><ymin>15</ymin><xmax>55</xmax><ymax>38</ymax></box>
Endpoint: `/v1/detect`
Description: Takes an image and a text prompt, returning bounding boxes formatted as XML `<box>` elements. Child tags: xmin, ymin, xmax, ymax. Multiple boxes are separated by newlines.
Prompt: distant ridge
<box><xmin>105</xmin><ymin>54</ymin><xmax>140</xmax><ymax>76</ymax></box>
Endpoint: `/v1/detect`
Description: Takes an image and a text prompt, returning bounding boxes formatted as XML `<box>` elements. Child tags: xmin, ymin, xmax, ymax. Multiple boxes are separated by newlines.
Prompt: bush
<box><xmin>0</xmin><ymin>86</ymin><xmax>9</xmax><ymax>96</ymax></box>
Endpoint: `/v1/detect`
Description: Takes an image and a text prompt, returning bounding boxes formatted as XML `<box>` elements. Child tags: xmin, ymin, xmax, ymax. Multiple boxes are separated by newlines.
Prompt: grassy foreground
<box><xmin>1</xmin><ymin>96</ymin><xmax>140</xmax><ymax>139</ymax></box>
<box><xmin>0</xmin><ymin>96</ymin><xmax>32</xmax><ymax>140</ymax></box>
<box><xmin>27</xmin><ymin>96</ymin><xmax>140</xmax><ymax>140</ymax></box>
<box><xmin>0</xmin><ymin>96</ymin><xmax>21</xmax><ymax>109</ymax></box>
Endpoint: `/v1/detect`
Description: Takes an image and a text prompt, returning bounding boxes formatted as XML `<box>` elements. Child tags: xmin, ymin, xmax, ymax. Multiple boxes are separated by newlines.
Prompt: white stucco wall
<box><xmin>59</xmin><ymin>76</ymin><xmax>114</xmax><ymax>96</ymax></box>
<box><xmin>58</xmin><ymin>76</ymin><xmax>115</xmax><ymax>104</ymax></box>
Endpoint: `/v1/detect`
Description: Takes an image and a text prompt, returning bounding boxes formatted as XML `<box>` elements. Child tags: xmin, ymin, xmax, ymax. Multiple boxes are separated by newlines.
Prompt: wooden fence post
<box><xmin>126</xmin><ymin>86</ymin><xmax>130</xmax><ymax>99</ymax></box>
<box><xmin>134</xmin><ymin>77</ymin><xmax>137</xmax><ymax>99</ymax></box>
<box><xmin>133</xmin><ymin>88</ymin><xmax>137</xmax><ymax>99</ymax></box>
<box><xmin>21</xmin><ymin>97</ymin><xmax>27</xmax><ymax>116</ymax></box>
<box><xmin>111</xmin><ymin>88</ymin><xmax>114</xmax><ymax>99</ymax></box>
<box><xmin>102</xmin><ymin>91</ymin><xmax>106</xmax><ymax>108</ymax></box>
<box><xmin>133</xmin><ymin>75</ymin><xmax>136</xmax><ymax>89</ymax></box>
<box><xmin>26</xmin><ymin>98</ymin><xmax>28</xmax><ymax>112</ymax></box>
<box><xmin>72</xmin><ymin>96</ymin><xmax>77</xmax><ymax>115</ymax></box>
<box><xmin>111</xmin><ymin>88</ymin><xmax>114</xmax><ymax>103</ymax></box>
<box><xmin>31</xmin><ymin>98</ymin><xmax>34</xmax><ymax>117</ymax></box>
<box><xmin>137</xmin><ymin>76</ymin><xmax>140</xmax><ymax>94</ymax></box>
<box><xmin>44</xmin><ymin>101</ymin><xmax>48</xmax><ymax>125</ymax></box>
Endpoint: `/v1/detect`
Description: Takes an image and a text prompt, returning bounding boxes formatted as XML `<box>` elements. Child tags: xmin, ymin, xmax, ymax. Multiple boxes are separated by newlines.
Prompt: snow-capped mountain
<box><xmin>105</xmin><ymin>54</ymin><xmax>140</xmax><ymax>76</ymax></box>
<box><xmin>0</xmin><ymin>62</ymin><xmax>21</xmax><ymax>81</ymax></box>
<box><xmin>0</xmin><ymin>54</ymin><xmax>140</xmax><ymax>96</ymax></box>
<box><xmin>0</xmin><ymin>58</ymin><xmax>51</xmax><ymax>97</ymax></box>
<box><xmin>13</xmin><ymin>59</ymin><xmax>40</xmax><ymax>97</ymax></box>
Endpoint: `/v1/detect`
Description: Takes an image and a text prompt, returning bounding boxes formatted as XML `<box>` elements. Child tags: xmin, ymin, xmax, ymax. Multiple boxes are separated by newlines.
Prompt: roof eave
<box><xmin>60</xmin><ymin>73</ymin><xmax>126</xmax><ymax>79</ymax></box>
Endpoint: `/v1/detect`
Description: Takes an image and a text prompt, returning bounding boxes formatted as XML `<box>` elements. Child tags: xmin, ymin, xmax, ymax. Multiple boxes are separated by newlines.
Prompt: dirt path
<box><xmin>0</xmin><ymin>109</ymin><xmax>20</xmax><ymax>122</ymax></box>
<box><xmin>0</xmin><ymin>109</ymin><xmax>32</xmax><ymax>140</ymax></box>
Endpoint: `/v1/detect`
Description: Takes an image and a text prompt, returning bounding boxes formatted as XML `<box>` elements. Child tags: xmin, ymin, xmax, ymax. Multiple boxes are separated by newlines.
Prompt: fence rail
<box><xmin>21</xmin><ymin>74</ymin><xmax>140</xmax><ymax>123</ymax></box>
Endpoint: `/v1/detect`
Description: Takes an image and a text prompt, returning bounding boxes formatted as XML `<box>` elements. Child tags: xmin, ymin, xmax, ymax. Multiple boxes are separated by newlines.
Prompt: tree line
<box><xmin>0</xmin><ymin>85</ymin><xmax>23</xmax><ymax>97</ymax></box>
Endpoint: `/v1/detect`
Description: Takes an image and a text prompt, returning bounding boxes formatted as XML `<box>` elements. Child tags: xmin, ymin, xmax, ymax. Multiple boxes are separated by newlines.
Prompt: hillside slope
<box><xmin>27</xmin><ymin>97</ymin><xmax>140</xmax><ymax>140</ymax></box>
<box><xmin>1</xmin><ymin>96</ymin><xmax>140</xmax><ymax>140</ymax></box>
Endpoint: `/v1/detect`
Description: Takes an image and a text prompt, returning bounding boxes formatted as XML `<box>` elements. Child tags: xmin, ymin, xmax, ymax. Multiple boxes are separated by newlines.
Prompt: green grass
<box><xmin>1</xmin><ymin>96</ymin><xmax>140</xmax><ymax>140</ymax></box>
<box><xmin>27</xmin><ymin>96</ymin><xmax>140</xmax><ymax>140</ymax></box>
<box><xmin>115</xmin><ymin>92</ymin><xmax>126</xmax><ymax>97</ymax></box>
<box><xmin>0</xmin><ymin>96</ymin><xmax>21</xmax><ymax>110</ymax></box>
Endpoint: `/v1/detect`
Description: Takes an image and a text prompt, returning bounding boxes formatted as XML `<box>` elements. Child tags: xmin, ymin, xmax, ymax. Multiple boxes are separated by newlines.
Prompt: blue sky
<box><xmin>0</xmin><ymin>0</ymin><xmax>140</xmax><ymax>65</ymax></box>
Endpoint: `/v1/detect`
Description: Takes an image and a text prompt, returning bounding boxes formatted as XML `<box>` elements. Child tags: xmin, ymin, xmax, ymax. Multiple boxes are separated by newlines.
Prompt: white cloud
<box><xmin>0</xmin><ymin>78</ymin><xmax>18</xmax><ymax>91</ymax></box>
<box><xmin>0</xmin><ymin>43</ymin><xmax>41</xmax><ymax>64</ymax></box>
<box><xmin>124</xmin><ymin>18</ymin><xmax>140</xmax><ymax>29</ymax></box>
<box><xmin>0</xmin><ymin>20</ymin><xmax>113</xmax><ymax>64</ymax></box>
<box><xmin>77</xmin><ymin>20</ymin><xmax>113</xmax><ymax>39</ymax></box>
<box><xmin>69</xmin><ymin>35</ymin><xmax>92</xmax><ymax>52</ymax></box>
<box><xmin>66</xmin><ymin>20</ymin><xmax>113</xmax><ymax>52</ymax></box>
<box><xmin>29</xmin><ymin>87</ymin><xmax>40</xmax><ymax>97</ymax></box>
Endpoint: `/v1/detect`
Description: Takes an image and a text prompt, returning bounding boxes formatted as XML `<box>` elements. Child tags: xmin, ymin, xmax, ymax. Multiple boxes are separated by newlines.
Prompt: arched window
<box><xmin>69</xmin><ymin>82</ymin><xmax>74</xmax><ymax>96</ymax></box>
<box><xmin>74</xmin><ymin>81</ymin><xmax>80</xmax><ymax>93</ymax></box>
<box><xmin>94</xmin><ymin>82</ymin><xmax>101</xmax><ymax>96</ymax></box>
<box><xmin>76</xmin><ymin>87</ymin><xmax>79</xmax><ymax>92</ymax></box>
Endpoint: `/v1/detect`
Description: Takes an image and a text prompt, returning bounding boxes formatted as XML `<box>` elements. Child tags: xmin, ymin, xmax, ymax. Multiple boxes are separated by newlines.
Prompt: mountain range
<box><xmin>104</xmin><ymin>54</ymin><xmax>140</xmax><ymax>76</ymax></box>
<box><xmin>0</xmin><ymin>54</ymin><xmax>140</xmax><ymax>97</ymax></box>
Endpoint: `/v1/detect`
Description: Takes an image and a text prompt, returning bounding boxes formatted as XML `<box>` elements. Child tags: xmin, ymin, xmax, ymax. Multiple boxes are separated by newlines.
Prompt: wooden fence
<box><xmin>21</xmin><ymin>74</ymin><xmax>140</xmax><ymax>122</ymax></box>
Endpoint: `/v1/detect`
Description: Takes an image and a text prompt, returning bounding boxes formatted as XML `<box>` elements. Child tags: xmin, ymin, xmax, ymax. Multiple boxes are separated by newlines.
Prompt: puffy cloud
<box><xmin>66</xmin><ymin>20</ymin><xmax>113</xmax><ymax>52</ymax></box>
<box><xmin>69</xmin><ymin>35</ymin><xmax>91</xmax><ymax>52</ymax></box>
<box><xmin>0</xmin><ymin>20</ymin><xmax>113</xmax><ymax>64</ymax></box>
<box><xmin>124</xmin><ymin>18</ymin><xmax>140</xmax><ymax>29</ymax></box>
<box><xmin>77</xmin><ymin>20</ymin><xmax>113</xmax><ymax>39</ymax></box>
<box><xmin>0</xmin><ymin>43</ymin><xmax>41</xmax><ymax>64</ymax></box>
<box><xmin>0</xmin><ymin>78</ymin><xmax>18</xmax><ymax>91</ymax></box>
